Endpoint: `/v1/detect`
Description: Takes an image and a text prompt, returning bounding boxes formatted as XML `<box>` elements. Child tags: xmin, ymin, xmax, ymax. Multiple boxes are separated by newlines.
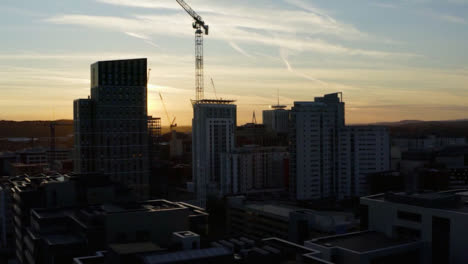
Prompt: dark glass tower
<box><xmin>74</xmin><ymin>58</ymin><xmax>149</xmax><ymax>198</ymax></box>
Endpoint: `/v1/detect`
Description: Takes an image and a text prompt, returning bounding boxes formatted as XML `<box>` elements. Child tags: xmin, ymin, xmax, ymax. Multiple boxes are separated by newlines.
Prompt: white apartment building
<box><xmin>338</xmin><ymin>126</ymin><xmax>390</xmax><ymax>199</ymax></box>
<box><xmin>289</xmin><ymin>93</ymin><xmax>390</xmax><ymax>200</ymax></box>
<box><xmin>289</xmin><ymin>93</ymin><xmax>344</xmax><ymax>200</ymax></box>
<box><xmin>192</xmin><ymin>100</ymin><xmax>236</xmax><ymax>207</ymax></box>
<box><xmin>263</xmin><ymin>107</ymin><xmax>290</xmax><ymax>134</ymax></box>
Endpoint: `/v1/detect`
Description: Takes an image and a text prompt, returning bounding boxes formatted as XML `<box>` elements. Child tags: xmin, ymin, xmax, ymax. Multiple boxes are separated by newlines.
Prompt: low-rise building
<box><xmin>226</xmin><ymin>196</ymin><xmax>356</xmax><ymax>243</ymax></box>
<box><xmin>220</xmin><ymin>146</ymin><xmax>288</xmax><ymax>196</ymax></box>
<box><xmin>305</xmin><ymin>231</ymin><xmax>423</xmax><ymax>264</ymax></box>
<box><xmin>360</xmin><ymin>190</ymin><xmax>468</xmax><ymax>263</ymax></box>
<box><xmin>73</xmin><ymin>236</ymin><xmax>329</xmax><ymax>264</ymax></box>
<box><xmin>24</xmin><ymin>200</ymin><xmax>208</xmax><ymax>264</ymax></box>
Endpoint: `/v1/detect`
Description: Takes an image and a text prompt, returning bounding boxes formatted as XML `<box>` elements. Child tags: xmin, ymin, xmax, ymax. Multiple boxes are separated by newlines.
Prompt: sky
<box><xmin>0</xmin><ymin>0</ymin><xmax>467</xmax><ymax>125</ymax></box>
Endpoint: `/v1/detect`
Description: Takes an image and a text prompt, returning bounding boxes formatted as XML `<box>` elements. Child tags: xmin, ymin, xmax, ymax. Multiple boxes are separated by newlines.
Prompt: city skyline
<box><xmin>1</xmin><ymin>0</ymin><xmax>467</xmax><ymax>125</ymax></box>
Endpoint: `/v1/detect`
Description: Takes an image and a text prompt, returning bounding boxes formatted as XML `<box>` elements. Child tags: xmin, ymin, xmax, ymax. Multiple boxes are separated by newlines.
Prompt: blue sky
<box><xmin>0</xmin><ymin>0</ymin><xmax>467</xmax><ymax>125</ymax></box>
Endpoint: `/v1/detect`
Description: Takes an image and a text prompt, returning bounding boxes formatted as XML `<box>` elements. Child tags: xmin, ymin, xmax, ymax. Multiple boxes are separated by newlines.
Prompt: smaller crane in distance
<box><xmin>210</xmin><ymin>78</ymin><xmax>218</xmax><ymax>99</ymax></box>
<box><xmin>159</xmin><ymin>92</ymin><xmax>177</xmax><ymax>131</ymax></box>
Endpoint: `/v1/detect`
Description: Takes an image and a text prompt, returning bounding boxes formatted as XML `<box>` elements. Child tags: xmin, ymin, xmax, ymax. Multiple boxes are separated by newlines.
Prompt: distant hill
<box><xmin>0</xmin><ymin>120</ymin><xmax>193</xmax><ymax>138</ymax></box>
<box><xmin>378</xmin><ymin>120</ymin><xmax>468</xmax><ymax>138</ymax></box>
<box><xmin>0</xmin><ymin>120</ymin><xmax>74</xmax><ymax>138</ymax></box>
<box><xmin>373</xmin><ymin>120</ymin><xmax>424</xmax><ymax>126</ymax></box>
<box><xmin>1</xmin><ymin>119</ymin><xmax>466</xmax><ymax>139</ymax></box>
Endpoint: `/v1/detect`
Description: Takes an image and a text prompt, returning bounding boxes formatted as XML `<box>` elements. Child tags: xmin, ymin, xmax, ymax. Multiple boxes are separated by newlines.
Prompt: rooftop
<box><xmin>362</xmin><ymin>190</ymin><xmax>468</xmax><ymax>213</ymax></box>
<box><xmin>308</xmin><ymin>231</ymin><xmax>416</xmax><ymax>253</ymax></box>
<box><xmin>245</xmin><ymin>203</ymin><xmax>300</xmax><ymax>219</ymax></box>
<box><xmin>91</xmin><ymin>200</ymin><xmax>186</xmax><ymax>214</ymax></box>
<box><xmin>109</xmin><ymin>242</ymin><xmax>162</xmax><ymax>255</ymax></box>
<box><xmin>140</xmin><ymin>247</ymin><xmax>232</xmax><ymax>264</ymax></box>
<box><xmin>44</xmin><ymin>233</ymin><xmax>85</xmax><ymax>246</ymax></box>
<box><xmin>193</xmin><ymin>98</ymin><xmax>236</xmax><ymax>105</ymax></box>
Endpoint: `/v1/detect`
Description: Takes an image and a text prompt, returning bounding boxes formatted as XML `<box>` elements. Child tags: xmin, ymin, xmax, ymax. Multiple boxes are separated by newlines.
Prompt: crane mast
<box><xmin>175</xmin><ymin>0</ymin><xmax>209</xmax><ymax>102</ymax></box>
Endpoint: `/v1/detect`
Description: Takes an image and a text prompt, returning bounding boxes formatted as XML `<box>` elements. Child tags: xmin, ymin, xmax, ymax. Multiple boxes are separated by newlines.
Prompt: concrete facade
<box><xmin>192</xmin><ymin>100</ymin><xmax>236</xmax><ymax>207</ymax></box>
<box><xmin>361</xmin><ymin>191</ymin><xmax>468</xmax><ymax>264</ymax></box>
<box><xmin>220</xmin><ymin>146</ymin><xmax>288</xmax><ymax>196</ymax></box>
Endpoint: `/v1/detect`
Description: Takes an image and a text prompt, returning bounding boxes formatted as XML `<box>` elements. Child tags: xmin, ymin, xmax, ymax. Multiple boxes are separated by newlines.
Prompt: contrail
<box><xmin>280</xmin><ymin>49</ymin><xmax>328</xmax><ymax>85</ymax></box>
<box><xmin>125</xmin><ymin>31</ymin><xmax>160</xmax><ymax>48</ymax></box>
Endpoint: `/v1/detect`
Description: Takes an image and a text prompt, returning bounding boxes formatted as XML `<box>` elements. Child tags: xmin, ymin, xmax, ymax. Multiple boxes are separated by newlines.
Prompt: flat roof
<box><xmin>193</xmin><ymin>99</ymin><xmax>236</xmax><ymax>104</ymax></box>
<box><xmin>86</xmin><ymin>200</ymin><xmax>187</xmax><ymax>215</ymax></box>
<box><xmin>109</xmin><ymin>242</ymin><xmax>162</xmax><ymax>255</ymax></box>
<box><xmin>140</xmin><ymin>247</ymin><xmax>232</xmax><ymax>264</ymax></box>
<box><xmin>32</xmin><ymin>208</ymin><xmax>70</xmax><ymax>219</ymax></box>
<box><xmin>363</xmin><ymin>190</ymin><xmax>468</xmax><ymax>212</ymax></box>
<box><xmin>245</xmin><ymin>203</ymin><xmax>300</xmax><ymax>219</ymax></box>
<box><xmin>44</xmin><ymin>233</ymin><xmax>85</xmax><ymax>246</ymax></box>
<box><xmin>310</xmin><ymin>231</ymin><xmax>415</xmax><ymax>253</ymax></box>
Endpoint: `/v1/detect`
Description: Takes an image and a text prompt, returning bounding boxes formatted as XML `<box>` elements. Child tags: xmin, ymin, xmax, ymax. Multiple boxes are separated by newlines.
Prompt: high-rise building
<box><xmin>289</xmin><ymin>93</ymin><xmax>345</xmax><ymax>200</ymax></box>
<box><xmin>192</xmin><ymin>99</ymin><xmax>236</xmax><ymax>207</ymax></box>
<box><xmin>338</xmin><ymin>126</ymin><xmax>390</xmax><ymax>198</ymax></box>
<box><xmin>74</xmin><ymin>58</ymin><xmax>150</xmax><ymax>198</ymax></box>
<box><xmin>289</xmin><ymin>93</ymin><xmax>389</xmax><ymax>200</ymax></box>
<box><xmin>262</xmin><ymin>105</ymin><xmax>289</xmax><ymax>134</ymax></box>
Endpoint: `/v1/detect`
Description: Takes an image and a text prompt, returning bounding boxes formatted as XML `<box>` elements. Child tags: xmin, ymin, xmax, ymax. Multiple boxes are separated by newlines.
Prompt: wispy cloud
<box><xmin>227</xmin><ymin>41</ymin><xmax>253</xmax><ymax>58</ymax></box>
<box><xmin>46</xmin><ymin>12</ymin><xmax>418</xmax><ymax>59</ymax></box>
<box><xmin>436</xmin><ymin>13</ymin><xmax>466</xmax><ymax>24</ymax></box>
<box><xmin>371</xmin><ymin>2</ymin><xmax>398</xmax><ymax>9</ymax></box>
<box><xmin>124</xmin><ymin>31</ymin><xmax>160</xmax><ymax>47</ymax></box>
<box><xmin>279</xmin><ymin>48</ymin><xmax>327</xmax><ymax>84</ymax></box>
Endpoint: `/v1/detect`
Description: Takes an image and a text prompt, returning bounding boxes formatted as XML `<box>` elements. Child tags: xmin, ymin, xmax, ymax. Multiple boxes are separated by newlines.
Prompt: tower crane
<box><xmin>175</xmin><ymin>0</ymin><xmax>209</xmax><ymax>102</ymax></box>
<box><xmin>158</xmin><ymin>92</ymin><xmax>177</xmax><ymax>131</ymax></box>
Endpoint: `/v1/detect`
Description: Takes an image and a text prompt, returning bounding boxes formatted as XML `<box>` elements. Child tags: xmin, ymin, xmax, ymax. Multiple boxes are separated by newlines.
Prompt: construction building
<box><xmin>74</xmin><ymin>58</ymin><xmax>150</xmax><ymax>198</ymax></box>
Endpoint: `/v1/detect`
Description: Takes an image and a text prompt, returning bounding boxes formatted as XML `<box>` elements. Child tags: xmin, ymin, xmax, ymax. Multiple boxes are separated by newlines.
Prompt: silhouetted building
<box><xmin>73</xmin><ymin>236</ymin><xmax>327</xmax><ymax>264</ymax></box>
<box><xmin>1</xmin><ymin>173</ymin><xmax>136</xmax><ymax>264</ymax></box>
<box><xmin>24</xmin><ymin>200</ymin><xmax>207</xmax><ymax>264</ymax></box>
<box><xmin>191</xmin><ymin>99</ymin><xmax>236</xmax><ymax>207</ymax></box>
<box><xmin>148</xmin><ymin>116</ymin><xmax>162</xmax><ymax>160</ymax></box>
<box><xmin>220</xmin><ymin>146</ymin><xmax>288</xmax><ymax>196</ymax></box>
<box><xmin>368</xmin><ymin>171</ymin><xmax>405</xmax><ymax>194</ymax></box>
<box><xmin>289</xmin><ymin>93</ymin><xmax>345</xmax><ymax>201</ymax></box>
<box><xmin>338</xmin><ymin>126</ymin><xmax>390</xmax><ymax>198</ymax></box>
<box><xmin>226</xmin><ymin>196</ymin><xmax>356</xmax><ymax>243</ymax></box>
<box><xmin>393</xmin><ymin>135</ymin><xmax>466</xmax><ymax>152</ymax></box>
<box><xmin>0</xmin><ymin>152</ymin><xmax>16</xmax><ymax>176</ymax></box>
<box><xmin>289</xmin><ymin>93</ymin><xmax>390</xmax><ymax>201</ymax></box>
<box><xmin>360</xmin><ymin>190</ymin><xmax>468</xmax><ymax>263</ymax></box>
<box><xmin>236</xmin><ymin>123</ymin><xmax>288</xmax><ymax>147</ymax></box>
<box><xmin>305</xmin><ymin>231</ymin><xmax>423</xmax><ymax>264</ymax></box>
<box><xmin>262</xmin><ymin>105</ymin><xmax>289</xmax><ymax>134</ymax></box>
<box><xmin>74</xmin><ymin>58</ymin><xmax>150</xmax><ymax>198</ymax></box>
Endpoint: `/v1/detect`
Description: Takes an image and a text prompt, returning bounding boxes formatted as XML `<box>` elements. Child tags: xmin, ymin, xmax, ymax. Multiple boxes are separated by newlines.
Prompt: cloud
<box><xmin>436</xmin><ymin>14</ymin><xmax>467</xmax><ymax>24</ymax></box>
<box><xmin>124</xmin><ymin>31</ymin><xmax>160</xmax><ymax>47</ymax></box>
<box><xmin>371</xmin><ymin>2</ymin><xmax>398</xmax><ymax>9</ymax></box>
<box><xmin>227</xmin><ymin>41</ymin><xmax>253</xmax><ymax>58</ymax></box>
<box><xmin>96</xmin><ymin>0</ymin><xmax>179</xmax><ymax>10</ymax></box>
<box><xmin>279</xmin><ymin>48</ymin><xmax>326</xmax><ymax>84</ymax></box>
<box><xmin>46</xmin><ymin>12</ymin><xmax>418</xmax><ymax>59</ymax></box>
<box><xmin>44</xmin><ymin>0</ymin><xmax>414</xmax><ymax>58</ymax></box>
